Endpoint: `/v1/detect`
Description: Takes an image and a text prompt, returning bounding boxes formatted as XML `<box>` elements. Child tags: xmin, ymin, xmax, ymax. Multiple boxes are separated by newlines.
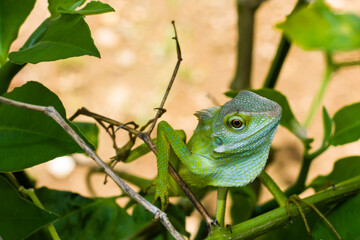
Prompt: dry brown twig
<box><xmin>0</xmin><ymin>95</ymin><xmax>185</xmax><ymax>240</ymax></box>
<box><xmin>0</xmin><ymin>21</ymin><xmax>215</xmax><ymax>239</ymax></box>
<box><xmin>70</xmin><ymin>21</ymin><xmax>214</xmax><ymax>227</ymax></box>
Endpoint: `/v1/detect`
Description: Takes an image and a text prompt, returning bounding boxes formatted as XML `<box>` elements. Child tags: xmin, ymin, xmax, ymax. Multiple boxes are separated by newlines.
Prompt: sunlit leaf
<box><xmin>59</xmin><ymin>1</ymin><xmax>115</xmax><ymax>15</ymax></box>
<box><xmin>48</xmin><ymin>0</ymin><xmax>86</xmax><ymax>18</ymax></box>
<box><xmin>309</xmin><ymin>156</ymin><xmax>360</xmax><ymax>191</ymax></box>
<box><xmin>9</xmin><ymin>14</ymin><xmax>100</xmax><ymax>64</ymax></box>
<box><xmin>0</xmin><ymin>0</ymin><xmax>36</xmax><ymax>64</ymax></box>
<box><xmin>277</xmin><ymin>0</ymin><xmax>360</xmax><ymax>52</ymax></box>
<box><xmin>331</xmin><ymin>102</ymin><xmax>360</xmax><ymax>146</ymax></box>
<box><xmin>322</xmin><ymin>107</ymin><xmax>332</xmax><ymax>146</ymax></box>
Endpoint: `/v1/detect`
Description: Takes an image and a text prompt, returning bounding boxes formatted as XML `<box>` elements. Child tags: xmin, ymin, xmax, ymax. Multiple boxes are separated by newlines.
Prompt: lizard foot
<box><xmin>286</xmin><ymin>195</ymin><xmax>342</xmax><ymax>240</ymax></box>
<box><xmin>145</xmin><ymin>177</ymin><xmax>169</xmax><ymax>211</ymax></box>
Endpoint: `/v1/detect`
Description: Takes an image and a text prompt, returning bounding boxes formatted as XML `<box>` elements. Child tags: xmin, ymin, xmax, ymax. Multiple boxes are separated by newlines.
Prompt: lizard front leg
<box><xmin>152</xmin><ymin>121</ymin><xmax>192</xmax><ymax>210</ymax></box>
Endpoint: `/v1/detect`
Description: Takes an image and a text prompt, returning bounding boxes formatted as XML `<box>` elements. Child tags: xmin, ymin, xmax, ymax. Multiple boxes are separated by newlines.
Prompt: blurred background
<box><xmin>8</xmin><ymin>0</ymin><xmax>360</xmax><ymax>235</ymax></box>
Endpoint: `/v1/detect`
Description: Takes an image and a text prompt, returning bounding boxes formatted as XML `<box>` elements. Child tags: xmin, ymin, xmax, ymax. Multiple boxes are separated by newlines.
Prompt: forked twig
<box><xmin>69</xmin><ymin>22</ymin><xmax>214</xmax><ymax>227</ymax></box>
<box><xmin>0</xmin><ymin>96</ymin><xmax>185</xmax><ymax>240</ymax></box>
<box><xmin>71</xmin><ymin>108</ymin><xmax>214</xmax><ymax>226</ymax></box>
<box><xmin>69</xmin><ymin>107</ymin><xmax>141</xmax><ymax>137</ymax></box>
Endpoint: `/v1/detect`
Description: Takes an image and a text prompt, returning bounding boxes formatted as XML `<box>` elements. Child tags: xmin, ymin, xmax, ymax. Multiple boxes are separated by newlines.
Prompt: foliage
<box><xmin>277</xmin><ymin>0</ymin><xmax>360</xmax><ymax>52</ymax></box>
<box><xmin>0</xmin><ymin>81</ymin><xmax>93</xmax><ymax>171</ymax></box>
<box><xmin>0</xmin><ymin>0</ymin><xmax>360</xmax><ymax>239</ymax></box>
<box><xmin>0</xmin><ymin>176</ymin><xmax>57</xmax><ymax>240</ymax></box>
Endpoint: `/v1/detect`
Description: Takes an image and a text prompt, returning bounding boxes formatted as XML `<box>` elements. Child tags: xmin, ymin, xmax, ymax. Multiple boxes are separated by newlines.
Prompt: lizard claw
<box><xmin>145</xmin><ymin>177</ymin><xmax>169</xmax><ymax>210</ymax></box>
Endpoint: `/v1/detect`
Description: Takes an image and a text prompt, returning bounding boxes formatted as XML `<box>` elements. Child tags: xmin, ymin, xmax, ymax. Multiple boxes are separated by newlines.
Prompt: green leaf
<box><xmin>9</xmin><ymin>14</ymin><xmax>100</xmax><ymax>64</ymax></box>
<box><xmin>194</xmin><ymin>220</ymin><xmax>209</xmax><ymax>240</ymax></box>
<box><xmin>277</xmin><ymin>0</ymin><xmax>360</xmax><ymax>52</ymax></box>
<box><xmin>322</xmin><ymin>107</ymin><xmax>332</xmax><ymax>146</ymax></box>
<box><xmin>0</xmin><ymin>176</ymin><xmax>58</xmax><ymax>240</ymax></box>
<box><xmin>166</xmin><ymin>204</ymin><xmax>189</xmax><ymax>238</ymax></box>
<box><xmin>59</xmin><ymin>1</ymin><xmax>115</xmax><ymax>15</ymax></box>
<box><xmin>230</xmin><ymin>186</ymin><xmax>256</xmax><ymax>225</ymax></box>
<box><xmin>0</xmin><ymin>81</ymin><xmax>93</xmax><ymax>172</ymax></box>
<box><xmin>226</xmin><ymin>89</ymin><xmax>308</xmax><ymax>141</ymax></box>
<box><xmin>32</xmin><ymin>188</ymin><xmax>188</xmax><ymax>239</ymax></box>
<box><xmin>309</xmin><ymin>156</ymin><xmax>360</xmax><ymax>191</ymax></box>
<box><xmin>73</xmin><ymin>122</ymin><xmax>99</xmax><ymax>149</ymax></box>
<box><xmin>330</xmin><ymin>102</ymin><xmax>360</xmax><ymax>146</ymax></box>
<box><xmin>0</xmin><ymin>0</ymin><xmax>36</xmax><ymax>65</ymax></box>
<box><xmin>36</xmin><ymin>188</ymin><xmax>136</xmax><ymax>239</ymax></box>
<box><xmin>255</xmin><ymin>216</ymin><xmax>316</xmax><ymax>240</ymax></box>
<box><xmin>313</xmin><ymin>193</ymin><xmax>360</xmax><ymax>240</ymax></box>
<box><xmin>48</xmin><ymin>0</ymin><xmax>86</xmax><ymax>18</ymax></box>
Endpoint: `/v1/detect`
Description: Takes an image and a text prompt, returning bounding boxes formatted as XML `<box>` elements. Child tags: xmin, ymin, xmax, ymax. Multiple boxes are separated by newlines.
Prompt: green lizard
<box><xmin>151</xmin><ymin>90</ymin><xmax>282</xmax><ymax>213</ymax></box>
<box><xmin>115</xmin><ymin>89</ymin><xmax>339</xmax><ymax>235</ymax></box>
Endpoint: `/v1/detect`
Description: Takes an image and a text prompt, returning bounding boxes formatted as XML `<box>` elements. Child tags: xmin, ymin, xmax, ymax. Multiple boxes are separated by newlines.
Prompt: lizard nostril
<box><xmin>215</xmin><ymin>137</ymin><xmax>223</xmax><ymax>145</ymax></box>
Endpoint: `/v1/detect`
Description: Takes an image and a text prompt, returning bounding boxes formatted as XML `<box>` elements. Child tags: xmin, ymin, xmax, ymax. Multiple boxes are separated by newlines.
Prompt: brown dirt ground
<box><xmin>8</xmin><ymin>0</ymin><xmax>360</xmax><ymax>237</ymax></box>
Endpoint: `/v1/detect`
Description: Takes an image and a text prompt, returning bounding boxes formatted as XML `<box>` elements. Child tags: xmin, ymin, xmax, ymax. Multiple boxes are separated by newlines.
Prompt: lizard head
<box><xmin>211</xmin><ymin>90</ymin><xmax>282</xmax><ymax>159</ymax></box>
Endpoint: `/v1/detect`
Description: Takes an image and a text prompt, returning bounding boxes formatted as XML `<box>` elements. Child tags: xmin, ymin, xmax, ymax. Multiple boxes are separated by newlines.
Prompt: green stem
<box><xmin>209</xmin><ymin>176</ymin><xmax>360</xmax><ymax>239</ymax></box>
<box><xmin>258</xmin><ymin>171</ymin><xmax>287</xmax><ymax>207</ymax></box>
<box><xmin>230</xmin><ymin>0</ymin><xmax>264</xmax><ymax>90</ymax></box>
<box><xmin>262</xmin><ymin>36</ymin><xmax>291</xmax><ymax>89</ymax></box>
<box><xmin>262</xmin><ymin>0</ymin><xmax>308</xmax><ymax>89</ymax></box>
<box><xmin>303</xmin><ymin>56</ymin><xmax>335</xmax><ymax>127</ymax></box>
<box><xmin>334</xmin><ymin>60</ymin><xmax>360</xmax><ymax>68</ymax></box>
<box><xmin>215</xmin><ymin>187</ymin><xmax>228</xmax><ymax>227</ymax></box>
<box><xmin>256</xmin><ymin>143</ymin><xmax>329</xmax><ymax>215</ymax></box>
<box><xmin>19</xmin><ymin>187</ymin><xmax>60</xmax><ymax>240</ymax></box>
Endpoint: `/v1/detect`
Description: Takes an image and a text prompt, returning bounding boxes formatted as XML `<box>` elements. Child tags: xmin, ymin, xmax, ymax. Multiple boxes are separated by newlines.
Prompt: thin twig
<box><xmin>147</xmin><ymin>20</ymin><xmax>182</xmax><ymax>135</ymax></box>
<box><xmin>0</xmin><ymin>96</ymin><xmax>185</xmax><ymax>240</ymax></box>
<box><xmin>289</xmin><ymin>196</ymin><xmax>312</xmax><ymax>236</ymax></box>
<box><xmin>290</xmin><ymin>195</ymin><xmax>342</xmax><ymax>240</ymax></box>
<box><xmin>69</xmin><ymin>23</ymin><xmax>214</xmax><ymax>227</ymax></box>
<box><xmin>69</xmin><ymin>107</ymin><xmax>141</xmax><ymax>137</ymax></box>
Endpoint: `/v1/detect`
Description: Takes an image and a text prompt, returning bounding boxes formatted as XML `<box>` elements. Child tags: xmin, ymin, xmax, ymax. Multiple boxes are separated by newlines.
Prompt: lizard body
<box><xmin>153</xmin><ymin>90</ymin><xmax>282</xmax><ymax>208</ymax></box>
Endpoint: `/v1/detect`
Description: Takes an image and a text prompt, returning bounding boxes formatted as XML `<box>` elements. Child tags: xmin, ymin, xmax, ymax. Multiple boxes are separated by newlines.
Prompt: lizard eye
<box><xmin>228</xmin><ymin>116</ymin><xmax>246</xmax><ymax>130</ymax></box>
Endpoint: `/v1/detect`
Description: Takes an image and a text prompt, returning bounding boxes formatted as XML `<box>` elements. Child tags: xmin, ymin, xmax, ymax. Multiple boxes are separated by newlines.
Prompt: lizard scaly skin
<box><xmin>154</xmin><ymin>90</ymin><xmax>282</xmax><ymax>208</ymax></box>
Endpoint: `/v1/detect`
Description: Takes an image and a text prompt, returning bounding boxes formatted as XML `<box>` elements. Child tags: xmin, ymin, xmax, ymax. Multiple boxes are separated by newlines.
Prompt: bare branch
<box><xmin>67</xmin><ymin>22</ymin><xmax>214</xmax><ymax>227</ymax></box>
<box><xmin>147</xmin><ymin>21</ymin><xmax>183</xmax><ymax>135</ymax></box>
<box><xmin>0</xmin><ymin>96</ymin><xmax>185</xmax><ymax>240</ymax></box>
<box><xmin>69</xmin><ymin>107</ymin><xmax>142</xmax><ymax>137</ymax></box>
